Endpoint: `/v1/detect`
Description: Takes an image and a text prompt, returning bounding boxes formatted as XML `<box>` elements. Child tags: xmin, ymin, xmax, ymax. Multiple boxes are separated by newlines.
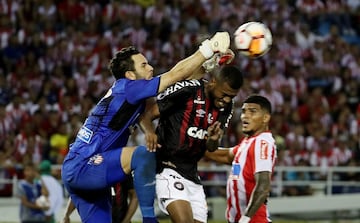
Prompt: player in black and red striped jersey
<box><xmin>139</xmin><ymin>60</ymin><xmax>244</xmax><ymax>223</ymax></box>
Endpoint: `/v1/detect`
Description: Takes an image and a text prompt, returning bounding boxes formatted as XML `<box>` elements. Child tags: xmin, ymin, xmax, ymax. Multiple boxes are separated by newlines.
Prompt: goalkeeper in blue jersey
<box><xmin>60</xmin><ymin>32</ymin><xmax>231</xmax><ymax>223</ymax></box>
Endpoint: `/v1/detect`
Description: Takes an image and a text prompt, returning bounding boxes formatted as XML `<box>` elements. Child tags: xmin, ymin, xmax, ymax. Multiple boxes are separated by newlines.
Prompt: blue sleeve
<box><xmin>125</xmin><ymin>77</ymin><xmax>160</xmax><ymax>104</ymax></box>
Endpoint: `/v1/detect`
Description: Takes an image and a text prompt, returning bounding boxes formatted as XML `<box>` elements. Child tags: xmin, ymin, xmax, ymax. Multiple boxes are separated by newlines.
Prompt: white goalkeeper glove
<box><xmin>199</xmin><ymin>31</ymin><xmax>230</xmax><ymax>59</ymax></box>
<box><xmin>238</xmin><ymin>215</ymin><xmax>251</xmax><ymax>223</ymax></box>
<box><xmin>202</xmin><ymin>49</ymin><xmax>235</xmax><ymax>72</ymax></box>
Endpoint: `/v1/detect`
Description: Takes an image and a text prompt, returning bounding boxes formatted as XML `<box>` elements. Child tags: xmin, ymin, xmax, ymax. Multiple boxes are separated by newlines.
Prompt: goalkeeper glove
<box><xmin>202</xmin><ymin>49</ymin><xmax>235</xmax><ymax>72</ymax></box>
<box><xmin>199</xmin><ymin>31</ymin><xmax>230</xmax><ymax>59</ymax></box>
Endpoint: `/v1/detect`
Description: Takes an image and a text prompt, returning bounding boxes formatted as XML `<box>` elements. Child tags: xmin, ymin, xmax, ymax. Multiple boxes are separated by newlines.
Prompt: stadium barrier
<box><xmin>1</xmin><ymin>165</ymin><xmax>360</xmax><ymax>221</ymax></box>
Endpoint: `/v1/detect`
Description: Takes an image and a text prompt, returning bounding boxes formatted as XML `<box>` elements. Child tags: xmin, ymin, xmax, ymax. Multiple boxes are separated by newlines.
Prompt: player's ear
<box><xmin>263</xmin><ymin>113</ymin><xmax>271</xmax><ymax>124</ymax></box>
<box><xmin>125</xmin><ymin>71</ymin><xmax>136</xmax><ymax>80</ymax></box>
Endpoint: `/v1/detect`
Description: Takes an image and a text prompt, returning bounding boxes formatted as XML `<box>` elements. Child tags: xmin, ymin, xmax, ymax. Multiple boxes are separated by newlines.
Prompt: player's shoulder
<box><xmin>157</xmin><ymin>79</ymin><xmax>203</xmax><ymax>99</ymax></box>
<box><xmin>256</xmin><ymin>131</ymin><xmax>275</xmax><ymax>144</ymax></box>
<box><xmin>114</xmin><ymin>77</ymin><xmax>159</xmax><ymax>91</ymax></box>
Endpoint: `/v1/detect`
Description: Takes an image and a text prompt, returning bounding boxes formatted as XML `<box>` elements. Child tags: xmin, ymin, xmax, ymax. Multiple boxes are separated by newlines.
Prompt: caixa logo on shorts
<box><xmin>77</xmin><ymin>126</ymin><xmax>93</xmax><ymax>143</ymax></box>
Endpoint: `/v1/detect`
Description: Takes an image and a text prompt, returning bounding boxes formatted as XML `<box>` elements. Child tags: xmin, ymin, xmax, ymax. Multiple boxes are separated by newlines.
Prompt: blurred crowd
<box><xmin>0</xmin><ymin>0</ymin><xmax>360</xmax><ymax>197</ymax></box>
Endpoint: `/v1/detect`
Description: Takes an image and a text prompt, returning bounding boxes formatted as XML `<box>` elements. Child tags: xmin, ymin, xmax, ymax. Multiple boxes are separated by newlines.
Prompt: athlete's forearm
<box><xmin>158</xmin><ymin>51</ymin><xmax>206</xmax><ymax>92</ymax></box>
<box><xmin>186</xmin><ymin>65</ymin><xmax>206</xmax><ymax>80</ymax></box>
<box><xmin>158</xmin><ymin>32</ymin><xmax>230</xmax><ymax>92</ymax></box>
<box><xmin>244</xmin><ymin>172</ymin><xmax>271</xmax><ymax>218</ymax></box>
<box><xmin>206</xmin><ymin>138</ymin><xmax>219</xmax><ymax>152</ymax></box>
<box><xmin>204</xmin><ymin>148</ymin><xmax>233</xmax><ymax>165</ymax></box>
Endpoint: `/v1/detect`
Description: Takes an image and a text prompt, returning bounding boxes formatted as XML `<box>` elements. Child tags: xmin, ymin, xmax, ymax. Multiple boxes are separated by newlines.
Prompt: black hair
<box><xmin>215</xmin><ymin>65</ymin><xmax>244</xmax><ymax>89</ymax></box>
<box><xmin>108</xmin><ymin>46</ymin><xmax>139</xmax><ymax>80</ymax></box>
<box><xmin>243</xmin><ymin>94</ymin><xmax>272</xmax><ymax>114</ymax></box>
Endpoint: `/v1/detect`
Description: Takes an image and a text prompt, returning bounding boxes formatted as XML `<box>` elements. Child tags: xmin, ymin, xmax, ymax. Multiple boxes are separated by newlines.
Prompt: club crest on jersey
<box><xmin>187</xmin><ymin>127</ymin><xmax>207</xmax><ymax>139</ymax></box>
<box><xmin>77</xmin><ymin>126</ymin><xmax>93</xmax><ymax>144</ymax></box>
<box><xmin>87</xmin><ymin>154</ymin><xmax>103</xmax><ymax>165</ymax></box>
<box><xmin>157</xmin><ymin>79</ymin><xmax>201</xmax><ymax>100</ymax></box>
<box><xmin>260</xmin><ymin>140</ymin><xmax>269</xmax><ymax>160</ymax></box>
<box><xmin>173</xmin><ymin>181</ymin><xmax>184</xmax><ymax>191</ymax></box>
<box><xmin>196</xmin><ymin>109</ymin><xmax>206</xmax><ymax>117</ymax></box>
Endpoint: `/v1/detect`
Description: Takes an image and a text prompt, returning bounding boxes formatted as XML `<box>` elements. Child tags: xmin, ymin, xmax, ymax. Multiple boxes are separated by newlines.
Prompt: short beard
<box><xmin>242</xmin><ymin>130</ymin><xmax>254</xmax><ymax>136</ymax></box>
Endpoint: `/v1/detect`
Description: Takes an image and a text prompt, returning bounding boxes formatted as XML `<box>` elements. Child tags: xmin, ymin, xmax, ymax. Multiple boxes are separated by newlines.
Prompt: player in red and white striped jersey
<box><xmin>205</xmin><ymin>95</ymin><xmax>276</xmax><ymax>223</ymax></box>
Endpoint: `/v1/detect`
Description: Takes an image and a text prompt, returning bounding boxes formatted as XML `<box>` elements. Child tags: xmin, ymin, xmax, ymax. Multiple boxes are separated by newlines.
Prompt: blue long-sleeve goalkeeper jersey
<box><xmin>69</xmin><ymin>77</ymin><xmax>160</xmax><ymax>158</ymax></box>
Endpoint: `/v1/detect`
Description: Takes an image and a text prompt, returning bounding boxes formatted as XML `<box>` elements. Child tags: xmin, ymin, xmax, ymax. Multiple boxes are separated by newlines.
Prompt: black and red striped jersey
<box><xmin>155</xmin><ymin>79</ymin><xmax>233</xmax><ymax>184</ymax></box>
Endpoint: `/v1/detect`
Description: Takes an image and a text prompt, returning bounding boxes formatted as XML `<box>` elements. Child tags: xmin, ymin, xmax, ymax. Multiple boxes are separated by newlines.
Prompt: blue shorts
<box><xmin>62</xmin><ymin>148</ymin><xmax>127</xmax><ymax>223</ymax></box>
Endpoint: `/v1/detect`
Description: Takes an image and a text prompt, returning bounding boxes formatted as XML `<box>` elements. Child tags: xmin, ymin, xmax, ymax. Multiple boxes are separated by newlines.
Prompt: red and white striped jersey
<box><xmin>226</xmin><ymin>132</ymin><xmax>277</xmax><ymax>223</ymax></box>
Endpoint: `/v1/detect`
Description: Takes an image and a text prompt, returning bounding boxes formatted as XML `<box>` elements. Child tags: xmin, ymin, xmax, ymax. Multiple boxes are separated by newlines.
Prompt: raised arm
<box><xmin>157</xmin><ymin>32</ymin><xmax>230</xmax><ymax>92</ymax></box>
<box><xmin>204</xmin><ymin>147</ymin><xmax>234</xmax><ymax>165</ymax></box>
<box><xmin>239</xmin><ymin>171</ymin><xmax>272</xmax><ymax>223</ymax></box>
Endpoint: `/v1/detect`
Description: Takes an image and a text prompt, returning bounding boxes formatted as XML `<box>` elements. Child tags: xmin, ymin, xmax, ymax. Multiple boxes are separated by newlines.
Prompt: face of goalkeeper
<box><xmin>128</xmin><ymin>54</ymin><xmax>154</xmax><ymax>80</ymax></box>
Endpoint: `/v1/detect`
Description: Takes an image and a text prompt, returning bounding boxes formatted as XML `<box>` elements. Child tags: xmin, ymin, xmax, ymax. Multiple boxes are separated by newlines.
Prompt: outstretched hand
<box><xmin>209</xmin><ymin>32</ymin><xmax>230</xmax><ymax>53</ymax></box>
<box><xmin>199</xmin><ymin>31</ymin><xmax>230</xmax><ymax>59</ymax></box>
<box><xmin>202</xmin><ymin>49</ymin><xmax>235</xmax><ymax>72</ymax></box>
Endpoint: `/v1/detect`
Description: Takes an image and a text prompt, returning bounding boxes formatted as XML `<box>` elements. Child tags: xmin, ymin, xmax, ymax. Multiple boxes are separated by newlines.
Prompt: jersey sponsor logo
<box><xmin>194</xmin><ymin>97</ymin><xmax>205</xmax><ymax>104</ymax></box>
<box><xmin>196</xmin><ymin>109</ymin><xmax>206</xmax><ymax>117</ymax></box>
<box><xmin>77</xmin><ymin>126</ymin><xmax>93</xmax><ymax>144</ymax></box>
<box><xmin>194</xmin><ymin>99</ymin><xmax>205</xmax><ymax>104</ymax></box>
<box><xmin>187</xmin><ymin>126</ymin><xmax>207</xmax><ymax>139</ymax></box>
<box><xmin>260</xmin><ymin>140</ymin><xmax>268</xmax><ymax>160</ymax></box>
<box><xmin>157</xmin><ymin>79</ymin><xmax>201</xmax><ymax>100</ymax></box>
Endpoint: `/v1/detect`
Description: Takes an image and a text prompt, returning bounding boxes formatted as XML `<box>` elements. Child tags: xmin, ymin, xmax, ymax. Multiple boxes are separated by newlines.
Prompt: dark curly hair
<box><xmin>108</xmin><ymin>46</ymin><xmax>140</xmax><ymax>80</ymax></box>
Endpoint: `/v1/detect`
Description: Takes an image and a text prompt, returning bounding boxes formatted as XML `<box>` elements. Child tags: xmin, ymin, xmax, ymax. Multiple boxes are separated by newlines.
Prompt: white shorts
<box><xmin>156</xmin><ymin>168</ymin><xmax>208</xmax><ymax>222</ymax></box>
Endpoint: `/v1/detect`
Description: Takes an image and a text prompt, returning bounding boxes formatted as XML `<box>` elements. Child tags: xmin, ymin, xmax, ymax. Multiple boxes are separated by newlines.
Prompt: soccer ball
<box><xmin>234</xmin><ymin>22</ymin><xmax>272</xmax><ymax>59</ymax></box>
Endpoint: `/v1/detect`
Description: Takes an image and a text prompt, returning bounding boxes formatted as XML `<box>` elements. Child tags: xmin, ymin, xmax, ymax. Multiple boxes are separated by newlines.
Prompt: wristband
<box><xmin>239</xmin><ymin>215</ymin><xmax>251</xmax><ymax>223</ymax></box>
<box><xmin>199</xmin><ymin>39</ymin><xmax>214</xmax><ymax>59</ymax></box>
